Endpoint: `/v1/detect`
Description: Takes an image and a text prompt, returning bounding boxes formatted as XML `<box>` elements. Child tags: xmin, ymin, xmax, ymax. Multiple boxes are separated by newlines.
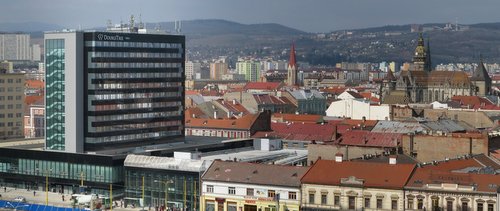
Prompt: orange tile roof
<box><xmin>340</xmin><ymin>119</ymin><xmax>378</xmax><ymax>127</ymax></box>
<box><xmin>25</xmin><ymin>80</ymin><xmax>44</xmax><ymax>89</ymax></box>
<box><xmin>185</xmin><ymin>112</ymin><xmax>260</xmax><ymax>130</ymax></box>
<box><xmin>185</xmin><ymin>107</ymin><xmax>207</xmax><ymax>119</ymax></box>
<box><xmin>406</xmin><ymin>159</ymin><xmax>500</xmax><ymax>193</ymax></box>
<box><xmin>25</xmin><ymin>95</ymin><xmax>44</xmax><ymax>106</ymax></box>
<box><xmin>185</xmin><ymin>90</ymin><xmax>199</xmax><ymax>95</ymax></box>
<box><xmin>301</xmin><ymin>160</ymin><xmax>415</xmax><ymax>189</ymax></box>
<box><xmin>244</xmin><ymin>82</ymin><xmax>282</xmax><ymax>90</ymax></box>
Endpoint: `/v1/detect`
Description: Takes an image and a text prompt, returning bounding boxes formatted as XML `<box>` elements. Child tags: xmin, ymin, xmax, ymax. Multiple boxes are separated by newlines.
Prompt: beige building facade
<box><xmin>0</xmin><ymin>72</ymin><xmax>25</xmax><ymax>139</ymax></box>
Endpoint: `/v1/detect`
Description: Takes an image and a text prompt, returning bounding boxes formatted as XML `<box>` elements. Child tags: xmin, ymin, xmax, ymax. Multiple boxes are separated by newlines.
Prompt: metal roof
<box><xmin>124</xmin><ymin>154</ymin><xmax>210</xmax><ymax>172</ymax></box>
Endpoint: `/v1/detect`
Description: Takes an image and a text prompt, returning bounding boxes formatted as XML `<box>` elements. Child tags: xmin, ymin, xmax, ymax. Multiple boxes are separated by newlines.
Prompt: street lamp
<box><xmin>154</xmin><ymin>179</ymin><xmax>174</xmax><ymax>210</ymax></box>
<box><xmin>45</xmin><ymin>169</ymin><xmax>52</xmax><ymax>205</ymax></box>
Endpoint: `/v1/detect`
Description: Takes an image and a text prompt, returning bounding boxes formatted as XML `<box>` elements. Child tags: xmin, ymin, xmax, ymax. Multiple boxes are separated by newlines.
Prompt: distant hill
<box><xmin>0</xmin><ymin>21</ymin><xmax>64</xmax><ymax>32</ymax></box>
<box><xmin>150</xmin><ymin>19</ymin><xmax>307</xmax><ymax>36</ymax></box>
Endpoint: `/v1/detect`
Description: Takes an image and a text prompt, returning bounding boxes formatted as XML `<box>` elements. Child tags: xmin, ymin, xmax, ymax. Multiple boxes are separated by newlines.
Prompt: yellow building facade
<box><xmin>201</xmin><ymin>161</ymin><xmax>307</xmax><ymax>211</ymax></box>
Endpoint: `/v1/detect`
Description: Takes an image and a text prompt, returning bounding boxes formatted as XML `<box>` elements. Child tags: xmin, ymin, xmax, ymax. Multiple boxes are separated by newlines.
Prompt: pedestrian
<box><xmin>33</xmin><ymin>191</ymin><xmax>36</xmax><ymax>196</ymax></box>
<box><xmin>62</xmin><ymin>195</ymin><xmax>65</xmax><ymax>201</ymax></box>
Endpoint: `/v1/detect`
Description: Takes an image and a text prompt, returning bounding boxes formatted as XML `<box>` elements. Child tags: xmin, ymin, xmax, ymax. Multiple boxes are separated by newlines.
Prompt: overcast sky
<box><xmin>2</xmin><ymin>0</ymin><xmax>500</xmax><ymax>32</ymax></box>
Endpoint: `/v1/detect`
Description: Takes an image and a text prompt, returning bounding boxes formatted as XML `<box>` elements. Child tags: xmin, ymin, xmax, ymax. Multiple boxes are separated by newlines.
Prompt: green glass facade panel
<box><xmin>45</xmin><ymin>39</ymin><xmax>66</xmax><ymax>150</ymax></box>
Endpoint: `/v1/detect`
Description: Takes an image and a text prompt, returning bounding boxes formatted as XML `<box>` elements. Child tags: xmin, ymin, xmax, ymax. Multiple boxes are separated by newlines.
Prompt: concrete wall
<box><xmin>326</xmin><ymin>99</ymin><xmax>390</xmax><ymax>120</ymax></box>
<box><xmin>307</xmin><ymin>144</ymin><xmax>386</xmax><ymax>165</ymax></box>
<box><xmin>424</xmin><ymin>109</ymin><xmax>495</xmax><ymax>129</ymax></box>
<box><xmin>402</xmin><ymin>133</ymin><xmax>489</xmax><ymax>163</ymax></box>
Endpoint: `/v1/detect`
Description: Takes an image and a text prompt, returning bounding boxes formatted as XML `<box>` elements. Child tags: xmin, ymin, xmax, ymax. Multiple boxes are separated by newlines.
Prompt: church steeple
<box><xmin>287</xmin><ymin>43</ymin><xmax>298</xmax><ymax>86</ymax></box>
<box><xmin>471</xmin><ymin>56</ymin><xmax>492</xmax><ymax>96</ymax></box>
<box><xmin>413</xmin><ymin>33</ymin><xmax>431</xmax><ymax>72</ymax></box>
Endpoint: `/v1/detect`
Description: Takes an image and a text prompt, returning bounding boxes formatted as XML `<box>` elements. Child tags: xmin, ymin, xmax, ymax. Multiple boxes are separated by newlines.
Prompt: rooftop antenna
<box><xmin>120</xmin><ymin>18</ymin><xmax>124</xmax><ymax>32</ymax></box>
<box><xmin>106</xmin><ymin>19</ymin><xmax>113</xmax><ymax>29</ymax></box>
<box><xmin>138</xmin><ymin>13</ymin><xmax>144</xmax><ymax>29</ymax></box>
<box><xmin>130</xmin><ymin>14</ymin><xmax>135</xmax><ymax>29</ymax></box>
<box><xmin>174</xmin><ymin>20</ymin><xmax>178</xmax><ymax>34</ymax></box>
<box><xmin>155</xmin><ymin>23</ymin><xmax>161</xmax><ymax>32</ymax></box>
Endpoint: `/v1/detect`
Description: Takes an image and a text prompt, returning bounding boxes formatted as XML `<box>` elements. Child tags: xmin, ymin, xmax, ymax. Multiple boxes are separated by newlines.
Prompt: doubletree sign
<box><xmin>96</xmin><ymin>34</ymin><xmax>124</xmax><ymax>41</ymax></box>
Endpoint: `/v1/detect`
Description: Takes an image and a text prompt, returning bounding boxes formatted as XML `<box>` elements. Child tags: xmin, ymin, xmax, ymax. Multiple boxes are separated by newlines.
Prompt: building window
<box><xmin>227</xmin><ymin>202</ymin><xmax>237</xmax><ymax>211</ymax></box>
<box><xmin>268</xmin><ymin>190</ymin><xmax>275</xmax><ymax>198</ymax></box>
<box><xmin>392</xmin><ymin>199</ymin><xmax>398</xmax><ymax>210</ymax></box>
<box><xmin>349</xmin><ymin>196</ymin><xmax>355</xmax><ymax>210</ymax></box>
<box><xmin>334</xmin><ymin>195</ymin><xmax>340</xmax><ymax>205</ymax></box>
<box><xmin>487</xmin><ymin>204</ymin><xmax>493</xmax><ymax>211</ymax></box>
<box><xmin>246</xmin><ymin>188</ymin><xmax>254</xmax><ymax>196</ymax></box>
<box><xmin>205</xmin><ymin>200</ymin><xmax>215</xmax><ymax>211</ymax></box>
<box><xmin>462</xmin><ymin>202</ymin><xmax>468</xmax><ymax>211</ymax></box>
<box><xmin>447</xmin><ymin>201</ymin><xmax>453</xmax><ymax>211</ymax></box>
<box><xmin>365</xmin><ymin>198</ymin><xmax>370</xmax><ymax>208</ymax></box>
<box><xmin>288</xmin><ymin>192</ymin><xmax>296</xmax><ymax>200</ymax></box>
<box><xmin>207</xmin><ymin>185</ymin><xmax>213</xmax><ymax>193</ymax></box>
<box><xmin>321</xmin><ymin>194</ymin><xmax>327</xmax><ymax>205</ymax></box>
<box><xmin>408</xmin><ymin>199</ymin><xmax>414</xmax><ymax>209</ymax></box>
<box><xmin>377</xmin><ymin>199</ymin><xmax>383</xmax><ymax>209</ymax></box>
<box><xmin>228</xmin><ymin>187</ymin><xmax>236</xmax><ymax>195</ymax></box>
<box><xmin>418</xmin><ymin>199</ymin><xmax>424</xmax><ymax>209</ymax></box>
<box><xmin>432</xmin><ymin>198</ymin><xmax>440</xmax><ymax>211</ymax></box>
<box><xmin>309</xmin><ymin>193</ymin><xmax>315</xmax><ymax>204</ymax></box>
<box><xmin>477</xmin><ymin>203</ymin><xmax>483</xmax><ymax>211</ymax></box>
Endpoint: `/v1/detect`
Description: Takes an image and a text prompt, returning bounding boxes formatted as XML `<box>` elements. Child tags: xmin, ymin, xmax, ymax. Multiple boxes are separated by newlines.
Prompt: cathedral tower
<box><xmin>471</xmin><ymin>57</ymin><xmax>492</xmax><ymax>96</ymax></box>
<box><xmin>287</xmin><ymin>43</ymin><xmax>297</xmax><ymax>86</ymax></box>
<box><xmin>413</xmin><ymin>33</ymin><xmax>431</xmax><ymax>72</ymax></box>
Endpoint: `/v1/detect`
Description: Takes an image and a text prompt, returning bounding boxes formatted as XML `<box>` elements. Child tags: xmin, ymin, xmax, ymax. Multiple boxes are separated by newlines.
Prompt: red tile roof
<box><xmin>25</xmin><ymin>80</ymin><xmax>44</xmax><ymax>89</ymax></box>
<box><xmin>25</xmin><ymin>95</ymin><xmax>44</xmax><ymax>106</ymax></box>
<box><xmin>301</xmin><ymin>160</ymin><xmax>415</xmax><ymax>189</ymax></box>
<box><xmin>252</xmin><ymin>122</ymin><xmax>335</xmax><ymax>142</ymax></box>
<box><xmin>359</xmin><ymin>92</ymin><xmax>381</xmax><ymax>103</ymax></box>
<box><xmin>272</xmin><ymin>113</ymin><xmax>322</xmax><ymax>123</ymax></box>
<box><xmin>451</xmin><ymin>96</ymin><xmax>493</xmax><ymax>108</ymax></box>
<box><xmin>339</xmin><ymin>119</ymin><xmax>378</xmax><ymax>127</ymax></box>
<box><xmin>215</xmin><ymin>99</ymin><xmax>249</xmax><ymax>115</ymax></box>
<box><xmin>244</xmin><ymin>82</ymin><xmax>282</xmax><ymax>91</ymax></box>
<box><xmin>185</xmin><ymin>112</ymin><xmax>261</xmax><ymax>130</ymax></box>
<box><xmin>406</xmin><ymin>159</ymin><xmax>500</xmax><ymax>193</ymax></box>
<box><xmin>254</xmin><ymin>94</ymin><xmax>287</xmax><ymax>105</ymax></box>
<box><xmin>335</xmin><ymin>130</ymin><xmax>402</xmax><ymax>148</ymax></box>
<box><xmin>320</xmin><ymin>87</ymin><xmax>347</xmax><ymax>95</ymax></box>
<box><xmin>346</xmin><ymin>91</ymin><xmax>364</xmax><ymax>99</ymax></box>
<box><xmin>491</xmin><ymin>149</ymin><xmax>500</xmax><ymax>161</ymax></box>
<box><xmin>185</xmin><ymin>107</ymin><xmax>208</xmax><ymax>119</ymax></box>
<box><xmin>185</xmin><ymin>90</ymin><xmax>199</xmax><ymax>95</ymax></box>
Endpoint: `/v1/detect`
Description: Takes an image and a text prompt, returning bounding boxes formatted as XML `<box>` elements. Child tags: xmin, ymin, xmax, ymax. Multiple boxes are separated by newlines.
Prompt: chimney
<box><xmin>233</xmin><ymin>99</ymin><xmax>236</xmax><ymax>105</ymax></box>
<box><xmin>335</xmin><ymin>153</ymin><xmax>343</xmax><ymax>163</ymax></box>
<box><xmin>389</xmin><ymin>155</ymin><xmax>397</xmax><ymax>165</ymax></box>
<box><xmin>214</xmin><ymin>111</ymin><xmax>218</xmax><ymax>119</ymax></box>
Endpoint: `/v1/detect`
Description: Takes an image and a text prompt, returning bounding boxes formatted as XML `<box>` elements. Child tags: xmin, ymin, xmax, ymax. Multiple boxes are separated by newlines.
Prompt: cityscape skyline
<box><xmin>1</xmin><ymin>0</ymin><xmax>500</xmax><ymax>32</ymax></box>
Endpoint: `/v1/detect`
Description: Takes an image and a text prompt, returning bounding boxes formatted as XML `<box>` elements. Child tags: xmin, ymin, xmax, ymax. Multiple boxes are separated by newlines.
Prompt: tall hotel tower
<box><xmin>45</xmin><ymin>31</ymin><xmax>185</xmax><ymax>153</ymax></box>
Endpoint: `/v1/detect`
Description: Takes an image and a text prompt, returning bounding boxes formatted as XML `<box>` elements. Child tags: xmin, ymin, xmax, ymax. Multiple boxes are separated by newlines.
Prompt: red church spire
<box><xmin>288</xmin><ymin>43</ymin><xmax>296</xmax><ymax>68</ymax></box>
